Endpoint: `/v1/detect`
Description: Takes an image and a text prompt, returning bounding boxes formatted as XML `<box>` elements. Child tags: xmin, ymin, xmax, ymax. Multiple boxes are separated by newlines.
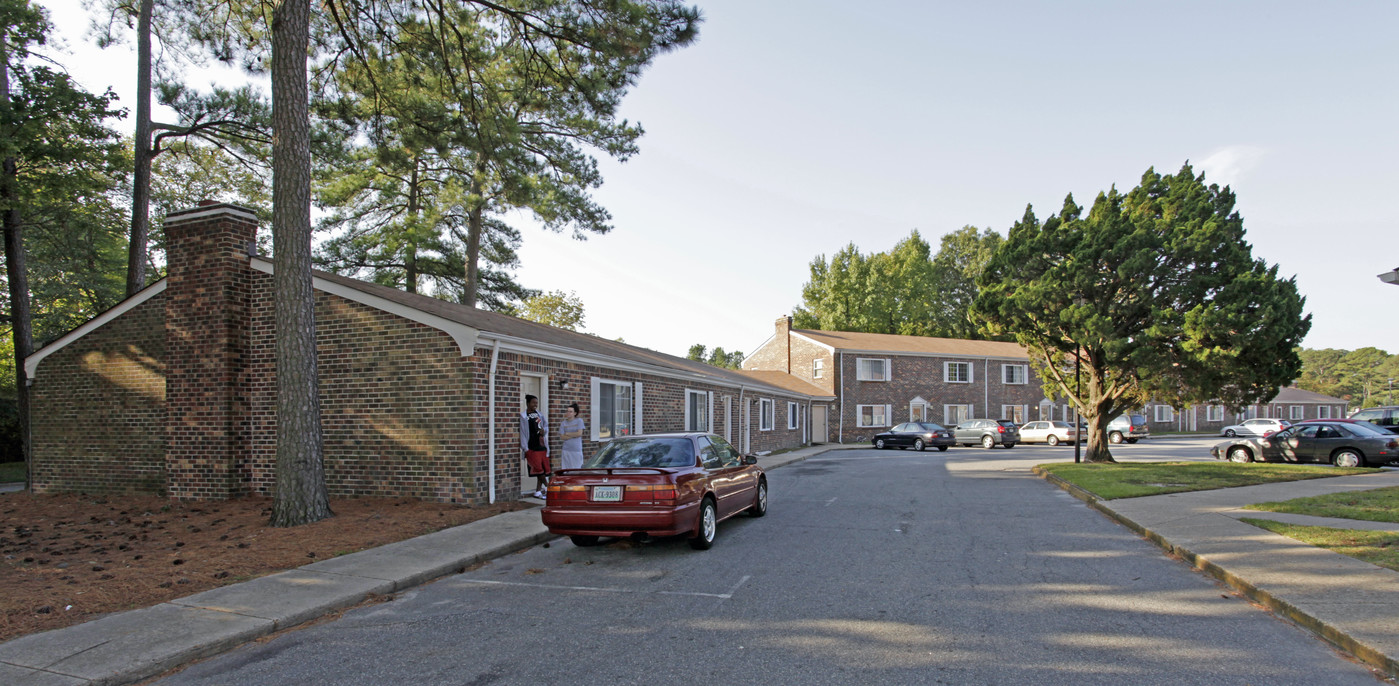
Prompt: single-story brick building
<box><xmin>1140</xmin><ymin>386</ymin><xmax>1349</xmax><ymax>434</ymax></box>
<box><xmin>25</xmin><ymin>203</ymin><xmax>834</xmax><ymax>504</ymax></box>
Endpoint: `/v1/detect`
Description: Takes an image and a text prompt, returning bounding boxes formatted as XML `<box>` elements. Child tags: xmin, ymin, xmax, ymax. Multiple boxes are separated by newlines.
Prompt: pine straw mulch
<box><xmin>0</xmin><ymin>491</ymin><xmax>533</xmax><ymax>643</ymax></box>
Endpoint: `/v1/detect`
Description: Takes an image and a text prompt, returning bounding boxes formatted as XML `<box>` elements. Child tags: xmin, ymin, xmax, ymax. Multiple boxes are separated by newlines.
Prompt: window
<box><xmin>856</xmin><ymin>358</ymin><xmax>889</xmax><ymax>381</ymax></box>
<box><xmin>945</xmin><ymin>361</ymin><xmax>973</xmax><ymax>384</ymax></box>
<box><xmin>1001</xmin><ymin>405</ymin><xmax>1026</xmax><ymax>423</ymax></box>
<box><xmin>788</xmin><ymin>402</ymin><xmax>800</xmax><ymax>430</ymax></box>
<box><xmin>813</xmin><ymin>358</ymin><xmax>824</xmax><ymax>379</ymax></box>
<box><xmin>759</xmin><ymin>399</ymin><xmax>774</xmax><ymax>431</ymax></box>
<box><xmin>1003</xmin><ymin>364</ymin><xmax>1027</xmax><ymax>385</ymax></box>
<box><xmin>1154</xmin><ymin>405</ymin><xmax>1174</xmax><ymax>422</ymax></box>
<box><xmin>1207</xmin><ymin>405</ymin><xmax>1224</xmax><ymax>422</ymax></box>
<box><xmin>1318</xmin><ymin>405</ymin><xmax>1332</xmax><ymax>419</ymax></box>
<box><xmin>857</xmin><ymin>404</ymin><xmax>891</xmax><ymax>428</ymax></box>
<box><xmin>685</xmin><ymin>389</ymin><xmax>710</xmax><ymax>432</ymax></box>
<box><xmin>591</xmin><ymin>378</ymin><xmax>633</xmax><ymax>440</ymax></box>
<box><xmin>944</xmin><ymin>404</ymin><xmax>974</xmax><ymax>425</ymax></box>
<box><xmin>1290</xmin><ymin>405</ymin><xmax>1305</xmax><ymax>420</ymax></box>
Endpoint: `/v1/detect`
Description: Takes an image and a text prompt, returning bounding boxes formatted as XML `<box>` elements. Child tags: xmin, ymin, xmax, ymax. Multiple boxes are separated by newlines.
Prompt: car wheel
<box><xmin>874</xmin><ymin>439</ymin><xmax>885</xmax><ymax>450</ymax></box>
<box><xmin>1109</xmin><ymin>432</ymin><xmax>1123</xmax><ymax>444</ymax></box>
<box><xmin>1224</xmin><ymin>429</ymin><xmax>1237</xmax><ymax>438</ymax></box>
<box><xmin>914</xmin><ymin>439</ymin><xmax>925</xmax><ymax>451</ymax></box>
<box><xmin>981</xmin><ymin>435</ymin><xmax>995</xmax><ymax>449</ymax></box>
<box><xmin>570</xmin><ymin>535</ymin><xmax>600</xmax><ymax>547</ymax></box>
<box><xmin>748</xmin><ymin>479</ymin><xmax>768</xmax><ymax>517</ymax></box>
<box><xmin>937</xmin><ymin>445</ymin><xmax>948</xmax><ymax>452</ymax></box>
<box><xmin>1333</xmin><ymin>449</ymin><xmax>1366</xmax><ymax>468</ymax></box>
<box><xmin>1126</xmin><ymin>438</ymin><xmax>1139</xmax><ymax>444</ymax></box>
<box><xmin>690</xmin><ymin>498</ymin><xmax>718</xmax><ymax>550</ymax></box>
<box><xmin>1004</xmin><ymin>442</ymin><xmax>1015</xmax><ymax>449</ymax></box>
<box><xmin>1227</xmin><ymin>446</ymin><xmax>1253</xmax><ymax>464</ymax></box>
<box><xmin>1047</xmin><ymin>435</ymin><xmax>1060</xmax><ymax>446</ymax></box>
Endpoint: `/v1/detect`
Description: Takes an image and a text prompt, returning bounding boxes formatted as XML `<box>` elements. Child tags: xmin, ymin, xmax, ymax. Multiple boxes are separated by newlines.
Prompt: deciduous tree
<box><xmin>973</xmin><ymin>164</ymin><xmax>1311</xmax><ymax>462</ymax></box>
<box><xmin>518</xmin><ymin>290</ymin><xmax>584</xmax><ymax>331</ymax></box>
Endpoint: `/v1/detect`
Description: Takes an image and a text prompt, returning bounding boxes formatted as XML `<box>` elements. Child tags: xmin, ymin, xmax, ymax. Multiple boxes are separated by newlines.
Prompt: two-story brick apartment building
<box><xmin>25</xmin><ymin>204</ymin><xmax>834</xmax><ymax>504</ymax></box>
<box><xmin>743</xmin><ymin>317</ymin><xmax>1048</xmax><ymax>444</ymax></box>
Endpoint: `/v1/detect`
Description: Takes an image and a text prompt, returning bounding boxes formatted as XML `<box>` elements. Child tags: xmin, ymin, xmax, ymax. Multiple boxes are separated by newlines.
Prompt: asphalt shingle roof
<box><xmin>792</xmin><ymin>328</ymin><xmax>1030</xmax><ymax>359</ymax></box>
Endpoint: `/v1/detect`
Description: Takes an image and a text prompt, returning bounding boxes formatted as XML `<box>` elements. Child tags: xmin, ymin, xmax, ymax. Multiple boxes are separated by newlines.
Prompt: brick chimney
<box><xmin>163</xmin><ymin>203</ymin><xmax>258</xmax><ymax>500</ymax></box>
<box><xmin>775</xmin><ymin>315</ymin><xmax>792</xmax><ymax>373</ymax></box>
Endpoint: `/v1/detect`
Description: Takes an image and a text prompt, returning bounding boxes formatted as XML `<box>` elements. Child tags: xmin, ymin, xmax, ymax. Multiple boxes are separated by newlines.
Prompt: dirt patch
<box><xmin>0</xmin><ymin>491</ymin><xmax>533</xmax><ymax>643</ymax></box>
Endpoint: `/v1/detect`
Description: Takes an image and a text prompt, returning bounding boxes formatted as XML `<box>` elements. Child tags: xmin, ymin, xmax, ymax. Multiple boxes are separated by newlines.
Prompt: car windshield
<box><xmin>584</xmin><ymin>437</ymin><xmax>695</xmax><ymax>468</ymax></box>
<box><xmin>996</xmin><ymin>420</ymin><xmax>1018</xmax><ymax>428</ymax></box>
<box><xmin>916</xmin><ymin>423</ymin><xmax>947</xmax><ymax>432</ymax></box>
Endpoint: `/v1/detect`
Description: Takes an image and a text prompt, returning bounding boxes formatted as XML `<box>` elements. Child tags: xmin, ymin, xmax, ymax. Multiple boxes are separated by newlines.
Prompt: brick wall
<box><xmin>30</xmin><ymin>296</ymin><xmax>168</xmax><ymax>495</ymax></box>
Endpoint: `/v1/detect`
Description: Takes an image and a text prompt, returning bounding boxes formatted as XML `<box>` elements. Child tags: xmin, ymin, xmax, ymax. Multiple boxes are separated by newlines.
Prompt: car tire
<box><xmin>690</xmin><ymin>498</ymin><xmax>718</xmax><ymax>550</ymax></box>
<box><xmin>1126</xmin><ymin>438</ymin><xmax>1139</xmax><ymax>444</ymax></box>
<box><xmin>874</xmin><ymin>439</ymin><xmax>885</xmax><ymax>450</ymax></box>
<box><xmin>1109</xmin><ymin>432</ymin><xmax>1123</xmax><ymax>444</ymax></box>
<box><xmin>981</xmin><ymin>435</ymin><xmax>996</xmax><ymax>449</ymax></box>
<box><xmin>1004</xmin><ymin>442</ymin><xmax>1015</xmax><ymax>449</ymax></box>
<box><xmin>748</xmin><ymin>479</ymin><xmax>768</xmax><ymax>517</ymax></box>
<box><xmin>570</xmin><ymin>535</ymin><xmax>600</xmax><ymax>547</ymax></box>
<box><xmin>1224</xmin><ymin>429</ymin><xmax>1237</xmax><ymax>438</ymax></box>
<box><xmin>1227</xmin><ymin>446</ymin><xmax>1253</xmax><ymax>464</ymax></box>
<box><xmin>1333</xmin><ymin>449</ymin><xmax>1366</xmax><ymax>469</ymax></box>
<box><xmin>1047</xmin><ymin>435</ymin><xmax>1060</xmax><ymax>446</ymax></box>
<box><xmin>914</xmin><ymin>439</ymin><xmax>925</xmax><ymax>451</ymax></box>
<box><xmin>937</xmin><ymin>445</ymin><xmax>948</xmax><ymax>452</ymax></box>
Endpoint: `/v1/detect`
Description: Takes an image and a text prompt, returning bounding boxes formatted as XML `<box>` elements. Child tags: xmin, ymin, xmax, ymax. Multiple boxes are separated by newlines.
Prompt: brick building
<box><xmin>1139</xmin><ymin>387</ymin><xmax>1349</xmax><ymax>434</ymax></box>
<box><xmin>743</xmin><ymin>317</ymin><xmax>1049</xmax><ymax>443</ymax></box>
<box><xmin>25</xmin><ymin>204</ymin><xmax>833</xmax><ymax>504</ymax></box>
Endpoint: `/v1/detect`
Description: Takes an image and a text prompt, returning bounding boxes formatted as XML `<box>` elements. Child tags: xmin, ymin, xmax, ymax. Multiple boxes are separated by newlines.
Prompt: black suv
<box><xmin>953</xmin><ymin>418</ymin><xmax>1020</xmax><ymax>449</ymax></box>
<box><xmin>1348</xmin><ymin>407</ymin><xmax>1399</xmax><ymax>434</ymax></box>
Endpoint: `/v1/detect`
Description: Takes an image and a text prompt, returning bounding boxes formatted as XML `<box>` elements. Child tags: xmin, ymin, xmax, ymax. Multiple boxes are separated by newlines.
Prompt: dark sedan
<box><xmin>872</xmin><ymin>422</ymin><xmax>955</xmax><ymax>452</ymax></box>
<box><xmin>1210</xmin><ymin>420</ymin><xmax>1399</xmax><ymax>467</ymax></box>
<box><xmin>541</xmin><ymin>433</ymin><xmax>766</xmax><ymax>550</ymax></box>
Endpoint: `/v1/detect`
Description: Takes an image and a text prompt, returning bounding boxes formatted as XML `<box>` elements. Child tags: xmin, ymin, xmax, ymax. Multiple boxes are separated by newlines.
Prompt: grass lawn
<box><xmin>1039</xmin><ymin>461</ymin><xmax>1378</xmax><ymax>499</ymax></box>
<box><xmin>1241</xmin><ymin>519</ymin><xmax>1399</xmax><ymax>573</ymax></box>
<box><xmin>1243</xmin><ymin>486</ymin><xmax>1399</xmax><ymax>523</ymax></box>
<box><xmin>0</xmin><ymin>461</ymin><xmax>24</xmax><ymax>483</ymax></box>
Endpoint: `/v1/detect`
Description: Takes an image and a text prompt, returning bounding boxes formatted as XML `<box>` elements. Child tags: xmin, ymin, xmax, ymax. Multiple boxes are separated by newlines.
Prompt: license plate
<box><xmin>591</xmin><ymin>485</ymin><xmax>622</xmax><ymax>502</ymax></box>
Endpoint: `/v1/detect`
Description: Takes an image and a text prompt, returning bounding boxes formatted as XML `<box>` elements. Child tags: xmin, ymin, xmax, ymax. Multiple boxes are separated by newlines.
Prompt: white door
<box><xmin>812</xmin><ymin>405</ymin><xmax>829</xmax><ymax>444</ymax></box>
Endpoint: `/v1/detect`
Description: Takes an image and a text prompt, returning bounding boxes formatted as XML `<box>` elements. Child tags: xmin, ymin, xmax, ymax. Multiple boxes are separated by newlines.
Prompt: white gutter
<box><xmin>487</xmin><ymin>339</ymin><xmax>502</xmax><ymax>504</ymax></box>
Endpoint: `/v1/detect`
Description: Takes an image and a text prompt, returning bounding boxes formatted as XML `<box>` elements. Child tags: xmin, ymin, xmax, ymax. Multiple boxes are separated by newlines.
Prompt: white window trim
<box><xmin>1002</xmin><ymin>364</ymin><xmax>1028</xmax><ymax>385</ymax></box>
<box><xmin>857</xmin><ymin>404</ymin><xmax>892</xmax><ymax>428</ymax></box>
<box><xmin>855</xmin><ymin>357</ymin><xmax>891</xmax><ymax>382</ymax></box>
<box><xmin>1318</xmin><ymin>406</ymin><xmax>1332</xmax><ymax>419</ymax></box>
<box><xmin>1155</xmin><ymin>405</ymin><xmax>1174</xmax><ymax>422</ymax></box>
<box><xmin>787</xmin><ymin>401</ymin><xmax>800</xmax><ymax>430</ymax></box>
<box><xmin>1289</xmin><ymin>405</ymin><xmax>1305</xmax><ymax>420</ymax></box>
<box><xmin>945</xmin><ymin>361</ymin><xmax>973</xmax><ymax>384</ymax></box>
<box><xmin>759</xmin><ymin>398</ymin><xmax>774</xmax><ymax>432</ymax></box>
<box><xmin>944</xmin><ymin>404</ymin><xmax>974</xmax><ymax>425</ymax></box>
<box><xmin>812</xmin><ymin>358</ymin><xmax>824</xmax><ymax>379</ymax></box>
<box><xmin>1001</xmin><ymin>404</ymin><xmax>1028</xmax><ymax>423</ymax></box>
<box><xmin>909</xmin><ymin>397</ymin><xmax>929</xmax><ymax>422</ymax></box>
<box><xmin>589</xmin><ymin>376</ymin><xmax>635</xmax><ymax>442</ymax></box>
<box><xmin>1207</xmin><ymin>405</ymin><xmax>1224</xmax><ymax>422</ymax></box>
<box><xmin>684</xmin><ymin>389</ymin><xmax>714</xmax><ymax>432</ymax></box>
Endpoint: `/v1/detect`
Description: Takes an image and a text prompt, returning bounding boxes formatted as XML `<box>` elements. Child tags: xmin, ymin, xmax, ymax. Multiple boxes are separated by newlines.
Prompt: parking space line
<box><xmin>458</xmin><ymin>577</ymin><xmax>748</xmax><ymax>599</ymax></box>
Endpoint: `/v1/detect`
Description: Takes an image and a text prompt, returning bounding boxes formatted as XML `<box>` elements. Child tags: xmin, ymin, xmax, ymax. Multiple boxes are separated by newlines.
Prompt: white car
<box><xmin>1220</xmin><ymin>418</ymin><xmax>1290</xmax><ymax>438</ymax></box>
<box><xmin>1019</xmin><ymin>421</ymin><xmax>1078</xmax><ymax>445</ymax></box>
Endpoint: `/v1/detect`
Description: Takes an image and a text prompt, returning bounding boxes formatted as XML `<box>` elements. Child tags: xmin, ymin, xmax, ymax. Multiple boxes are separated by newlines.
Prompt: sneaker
<box><xmin>532</xmin><ymin>490</ymin><xmax>545</xmax><ymax>500</ymax></box>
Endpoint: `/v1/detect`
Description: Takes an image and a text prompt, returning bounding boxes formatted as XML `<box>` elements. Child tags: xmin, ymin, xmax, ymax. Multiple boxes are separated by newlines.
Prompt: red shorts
<box><xmin>526</xmin><ymin>450</ymin><xmax>551</xmax><ymax>477</ymax></box>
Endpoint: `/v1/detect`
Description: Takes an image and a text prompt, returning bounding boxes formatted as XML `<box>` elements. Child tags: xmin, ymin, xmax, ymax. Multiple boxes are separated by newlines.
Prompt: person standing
<box><xmin>521</xmin><ymin>395</ymin><xmax>549</xmax><ymax>499</ymax></box>
<box><xmin>558</xmin><ymin>402</ymin><xmax>586</xmax><ymax>471</ymax></box>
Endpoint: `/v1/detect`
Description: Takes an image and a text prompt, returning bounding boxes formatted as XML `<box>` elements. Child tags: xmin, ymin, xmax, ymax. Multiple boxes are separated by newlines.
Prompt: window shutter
<box><xmin>634</xmin><ymin>382</ymin><xmax>644</xmax><ymax>435</ymax></box>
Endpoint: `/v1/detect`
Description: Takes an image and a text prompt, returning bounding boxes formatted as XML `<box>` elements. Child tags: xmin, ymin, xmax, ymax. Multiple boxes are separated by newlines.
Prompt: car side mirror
<box><xmin>743</xmin><ymin>455</ymin><xmax>758</xmax><ymax>465</ymax></box>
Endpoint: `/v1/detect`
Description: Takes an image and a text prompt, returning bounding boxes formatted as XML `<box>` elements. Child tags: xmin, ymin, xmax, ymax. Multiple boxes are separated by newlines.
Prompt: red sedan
<box><xmin>542</xmin><ymin>433</ymin><xmax>767</xmax><ymax>550</ymax></box>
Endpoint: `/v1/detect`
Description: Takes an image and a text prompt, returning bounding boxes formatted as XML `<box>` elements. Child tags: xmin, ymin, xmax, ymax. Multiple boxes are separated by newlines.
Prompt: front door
<box><xmin>812</xmin><ymin>405</ymin><xmax>828</xmax><ymax>444</ymax></box>
<box><xmin>520</xmin><ymin>374</ymin><xmax>547</xmax><ymax>495</ymax></box>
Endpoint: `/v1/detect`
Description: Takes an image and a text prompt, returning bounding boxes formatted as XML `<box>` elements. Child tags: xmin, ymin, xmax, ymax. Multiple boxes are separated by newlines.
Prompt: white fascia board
<box><xmin>837</xmin><ymin>348</ymin><xmax>1029</xmax><ymax>363</ymax></box>
<box><xmin>26</xmin><ymin>280</ymin><xmax>168</xmax><ymax>379</ymax></box>
<box><xmin>790</xmin><ymin>331</ymin><xmax>836</xmax><ymax>352</ymax></box>
<box><xmin>251</xmin><ymin>258</ymin><xmax>480</xmax><ymax>356</ymax></box>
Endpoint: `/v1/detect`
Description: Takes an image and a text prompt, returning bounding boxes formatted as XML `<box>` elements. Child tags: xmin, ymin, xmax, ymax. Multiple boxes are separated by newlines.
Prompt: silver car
<box><xmin>1210</xmin><ymin>420</ymin><xmax>1399</xmax><ymax>467</ymax></box>
<box><xmin>1219</xmin><ymin>418</ymin><xmax>1289</xmax><ymax>438</ymax></box>
<box><xmin>1019</xmin><ymin>420</ymin><xmax>1077</xmax><ymax>446</ymax></box>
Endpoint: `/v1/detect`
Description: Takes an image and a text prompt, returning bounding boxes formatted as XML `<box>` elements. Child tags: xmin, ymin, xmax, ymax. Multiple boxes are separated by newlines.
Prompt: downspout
<box><xmin>487</xmin><ymin>339</ymin><xmax>502</xmax><ymax>504</ymax></box>
<box><xmin>984</xmin><ymin>358</ymin><xmax>990</xmax><ymax>418</ymax></box>
<box><xmin>739</xmin><ymin>385</ymin><xmax>746</xmax><ymax>453</ymax></box>
<box><xmin>838</xmin><ymin>351</ymin><xmax>845</xmax><ymax>443</ymax></box>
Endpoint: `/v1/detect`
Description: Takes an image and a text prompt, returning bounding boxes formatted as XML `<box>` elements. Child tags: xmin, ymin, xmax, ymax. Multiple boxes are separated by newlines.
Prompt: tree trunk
<box><xmin>124</xmin><ymin>0</ymin><xmax>153</xmax><ymax>296</ymax></box>
<box><xmin>463</xmin><ymin>178</ymin><xmax>483</xmax><ymax>307</ymax></box>
<box><xmin>269</xmin><ymin>0</ymin><xmax>331</xmax><ymax>527</ymax></box>
<box><xmin>1</xmin><ymin>48</ymin><xmax>32</xmax><ymax>485</ymax></box>
<box><xmin>405</xmin><ymin>161</ymin><xmax>419</xmax><ymax>294</ymax></box>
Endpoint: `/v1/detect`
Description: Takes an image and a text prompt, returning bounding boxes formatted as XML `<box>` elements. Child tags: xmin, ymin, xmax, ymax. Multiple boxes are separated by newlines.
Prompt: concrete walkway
<box><xmin>5</xmin><ymin>444</ymin><xmax>1399</xmax><ymax>683</ymax></box>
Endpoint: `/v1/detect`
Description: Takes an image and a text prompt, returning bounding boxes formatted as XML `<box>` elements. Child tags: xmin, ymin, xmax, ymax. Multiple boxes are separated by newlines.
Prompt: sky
<box><xmin>39</xmin><ymin>0</ymin><xmax>1399</xmax><ymax>360</ymax></box>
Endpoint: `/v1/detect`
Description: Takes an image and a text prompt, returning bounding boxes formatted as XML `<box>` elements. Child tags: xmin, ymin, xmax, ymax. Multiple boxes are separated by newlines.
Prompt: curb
<box><xmin>1032</xmin><ymin>466</ymin><xmax>1399</xmax><ymax>679</ymax></box>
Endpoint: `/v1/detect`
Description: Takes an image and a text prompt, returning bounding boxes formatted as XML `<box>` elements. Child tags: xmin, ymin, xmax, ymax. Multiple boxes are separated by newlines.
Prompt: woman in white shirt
<box><xmin>558</xmin><ymin>402</ymin><xmax>586</xmax><ymax>470</ymax></box>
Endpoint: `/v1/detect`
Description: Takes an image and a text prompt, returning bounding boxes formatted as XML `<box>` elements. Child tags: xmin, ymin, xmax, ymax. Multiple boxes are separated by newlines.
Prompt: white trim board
<box><xmin>26</xmin><ymin>280</ymin><xmax>168</xmax><ymax>379</ymax></box>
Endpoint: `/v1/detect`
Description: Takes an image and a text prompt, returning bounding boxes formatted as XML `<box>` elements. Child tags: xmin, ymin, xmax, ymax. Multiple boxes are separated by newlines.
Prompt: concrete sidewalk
<box><xmin>5</xmin><ymin>444</ymin><xmax>1399</xmax><ymax>683</ymax></box>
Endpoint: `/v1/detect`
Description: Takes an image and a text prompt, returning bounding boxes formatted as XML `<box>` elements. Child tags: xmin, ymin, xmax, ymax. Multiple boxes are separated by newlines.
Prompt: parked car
<box><xmin>1210</xmin><ymin>420</ymin><xmax>1399</xmax><ymax>467</ymax></box>
<box><xmin>1218</xmin><ymin>418</ymin><xmax>1290</xmax><ymax>438</ymax></box>
<box><xmin>1019</xmin><ymin>420</ymin><xmax>1077</xmax><ymax>446</ymax></box>
<box><xmin>541</xmin><ymin>433</ymin><xmax>766</xmax><ymax>550</ymax></box>
<box><xmin>953</xmin><ymin>419</ymin><xmax>1019</xmax><ymax>449</ymax></box>
<box><xmin>1348</xmin><ymin>406</ymin><xmax>1399</xmax><ymax>434</ymax></box>
<box><xmin>873</xmin><ymin>422</ymin><xmax>955</xmax><ymax>451</ymax></box>
<box><xmin>1106</xmin><ymin>414</ymin><xmax>1150</xmax><ymax>444</ymax></box>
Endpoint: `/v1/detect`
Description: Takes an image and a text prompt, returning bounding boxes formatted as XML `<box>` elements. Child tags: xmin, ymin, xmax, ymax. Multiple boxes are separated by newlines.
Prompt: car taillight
<box><xmin>623</xmin><ymin>484</ymin><xmax>676</xmax><ymax>501</ymax></box>
<box><xmin>1387</xmin><ymin>440</ymin><xmax>1398</xmax><ymax>449</ymax></box>
<box><xmin>548</xmin><ymin>484</ymin><xmax>587</xmax><ymax>501</ymax></box>
<box><xmin>997</xmin><ymin>426</ymin><xmax>1006</xmax><ymax>433</ymax></box>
